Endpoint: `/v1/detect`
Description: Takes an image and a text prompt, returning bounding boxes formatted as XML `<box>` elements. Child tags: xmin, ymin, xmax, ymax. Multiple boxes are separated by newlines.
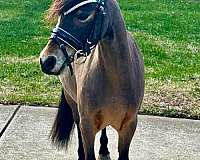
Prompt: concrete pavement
<box><xmin>0</xmin><ymin>105</ymin><xmax>200</xmax><ymax>160</ymax></box>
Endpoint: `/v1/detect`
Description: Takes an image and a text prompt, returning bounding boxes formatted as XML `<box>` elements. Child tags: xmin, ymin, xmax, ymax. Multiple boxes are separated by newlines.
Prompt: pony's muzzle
<box><xmin>40</xmin><ymin>56</ymin><xmax>57</xmax><ymax>75</ymax></box>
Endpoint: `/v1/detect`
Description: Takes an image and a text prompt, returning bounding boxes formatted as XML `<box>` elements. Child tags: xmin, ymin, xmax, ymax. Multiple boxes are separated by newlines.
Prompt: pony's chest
<box><xmin>59</xmin><ymin>68</ymin><xmax>77</xmax><ymax>101</ymax></box>
<box><xmin>78</xmin><ymin>66</ymin><xmax>138</xmax><ymax>109</ymax></box>
<box><xmin>77</xmin><ymin>63</ymin><xmax>112</xmax><ymax>106</ymax></box>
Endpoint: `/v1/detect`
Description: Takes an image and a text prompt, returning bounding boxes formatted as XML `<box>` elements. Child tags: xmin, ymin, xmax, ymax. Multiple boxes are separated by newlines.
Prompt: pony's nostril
<box><xmin>41</xmin><ymin>56</ymin><xmax>56</xmax><ymax>74</ymax></box>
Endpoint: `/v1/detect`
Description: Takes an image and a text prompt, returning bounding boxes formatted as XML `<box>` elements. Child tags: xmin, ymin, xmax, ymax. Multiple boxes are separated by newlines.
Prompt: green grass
<box><xmin>0</xmin><ymin>0</ymin><xmax>50</xmax><ymax>56</ymax></box>
<box><xmin>0</xmin><ymin>0</ymin><xmax>199</xmax><ymax>119</ymax></box>
<box><xmin>121</xmin><ymin>0</ymin><xmax>200</xmax><ymax>81</ymax></box>
<box><xmin>0</xmin><ymin>0</ymin><xmax>60</xmax><ymax>105</ymax></box>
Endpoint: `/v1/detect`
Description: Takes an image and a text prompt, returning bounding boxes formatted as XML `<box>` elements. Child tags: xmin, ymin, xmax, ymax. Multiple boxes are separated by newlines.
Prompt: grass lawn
<box><xmin>0</xmin><ymin>0</ymin><xmax>200</xmax><ymax>119</ymax></box>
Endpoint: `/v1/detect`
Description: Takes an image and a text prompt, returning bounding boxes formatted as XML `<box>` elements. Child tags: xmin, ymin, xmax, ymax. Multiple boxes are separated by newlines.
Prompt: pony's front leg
<box><xmin>80</xmin><ymin>117</ymin><xmax>96</xmax><ymax>160</ymax></box>
<box><xmin>77</xmin><ymin>124</ymin><xmax>85</xmax><ymax>160</ymax></box>
<box><xmin>118</xmin><ymin>115</ymin><xmax>138</xmax><ymax>160</ymax></box>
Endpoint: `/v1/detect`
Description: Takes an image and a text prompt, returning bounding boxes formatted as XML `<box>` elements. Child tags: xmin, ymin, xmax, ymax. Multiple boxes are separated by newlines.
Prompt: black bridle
<box><xmin>50</xmin><ymin>0</ymin><xmax>105</xmax><ymax>75</ymax></box>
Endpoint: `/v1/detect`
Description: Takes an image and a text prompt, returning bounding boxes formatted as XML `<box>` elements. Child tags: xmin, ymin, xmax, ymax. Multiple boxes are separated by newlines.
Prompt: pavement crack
<box><xmin>0</xmin><ymin>105</ymin><xmax>21</xmax><ymax>138</ymax></box>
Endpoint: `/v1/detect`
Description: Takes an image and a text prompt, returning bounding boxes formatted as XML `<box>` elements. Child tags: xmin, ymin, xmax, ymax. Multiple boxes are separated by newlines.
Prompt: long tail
<box><xmin>50</xmin><ymin>89</ymin><xmax>75</xmax><ymax>149</ymax></box>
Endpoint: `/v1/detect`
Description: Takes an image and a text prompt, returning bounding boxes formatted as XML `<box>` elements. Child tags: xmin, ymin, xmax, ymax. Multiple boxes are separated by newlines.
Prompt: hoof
<box><xmin>98</xmin><ymin>154</ymin><xmax>111</xmax><ymax>160</ymax></box>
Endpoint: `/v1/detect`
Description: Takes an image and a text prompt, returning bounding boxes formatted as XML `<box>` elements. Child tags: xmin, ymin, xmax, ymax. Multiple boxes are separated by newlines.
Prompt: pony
<box><xmin>39</xmin><ymin>0</ymin><xmax>144</xmax><ymax>159</ymax></box>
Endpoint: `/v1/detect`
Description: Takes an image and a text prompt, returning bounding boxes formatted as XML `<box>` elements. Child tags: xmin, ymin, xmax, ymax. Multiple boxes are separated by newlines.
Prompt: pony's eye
<box><xmin>77</xmin><ymin>13</ymin><xmax>90</xmax><ymax>22</ymax></box>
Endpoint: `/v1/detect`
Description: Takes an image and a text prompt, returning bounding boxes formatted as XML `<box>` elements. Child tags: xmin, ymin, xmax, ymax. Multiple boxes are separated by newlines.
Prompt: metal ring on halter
<box><xmin>75</xmin><ymin>55</ymin><xmax>88</xmax><ymax>64</ymax></box>
<box><xmin>74</xmin><ymin>43</ymin><xmax>96</xmax><ymax>64</ymax></box>
<box><xmin>74</xmin><ymin>50</ymin><xmax>83</xmax><ymax>64</ymax></box>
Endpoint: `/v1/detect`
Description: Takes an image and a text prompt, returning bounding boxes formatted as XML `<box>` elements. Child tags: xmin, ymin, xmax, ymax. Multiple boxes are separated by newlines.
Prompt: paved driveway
<box><xmin>0</xmin><ymin>105</ymin><xmax>200</xmax><ymax>160</ymax></box>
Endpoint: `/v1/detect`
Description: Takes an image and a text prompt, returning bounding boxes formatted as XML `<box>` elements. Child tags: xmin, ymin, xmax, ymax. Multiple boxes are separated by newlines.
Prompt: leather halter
<box><xmin>50</xmin><ymin>0</ymin><xmax>105</xmax><ymax>75</ymax></box>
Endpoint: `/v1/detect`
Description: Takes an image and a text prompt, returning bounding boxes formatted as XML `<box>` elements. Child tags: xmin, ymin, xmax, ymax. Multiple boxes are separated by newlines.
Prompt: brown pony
<box><xmin>39</xmin><ymin>0</ymin><xmax>144</xmax><ymax>159</ymax></box>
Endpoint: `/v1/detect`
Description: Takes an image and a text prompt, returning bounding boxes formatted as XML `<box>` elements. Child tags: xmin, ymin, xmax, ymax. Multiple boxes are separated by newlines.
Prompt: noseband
<box><xmin>50</xmin><ymin>0</ymin><xmax>105</xmax><ymax>75</ymax></box>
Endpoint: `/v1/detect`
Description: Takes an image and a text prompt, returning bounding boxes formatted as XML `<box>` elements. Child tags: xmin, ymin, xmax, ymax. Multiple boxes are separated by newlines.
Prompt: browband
<box><xmin>64</xmin><ymin>0</ymin><xmax>99</xmax><ymax>15</ymax></box>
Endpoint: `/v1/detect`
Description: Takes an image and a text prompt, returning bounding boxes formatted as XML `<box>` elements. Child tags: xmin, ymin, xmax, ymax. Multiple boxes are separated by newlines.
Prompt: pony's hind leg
<box><xmin>98</xmin><ymin>128</ymin><xmax>111</xmax><ymax>160</ymax></box>
<box><xmin>118</xmin><ymin>115</ymin><xmax>138</xmax><ymax>160</ymax></box>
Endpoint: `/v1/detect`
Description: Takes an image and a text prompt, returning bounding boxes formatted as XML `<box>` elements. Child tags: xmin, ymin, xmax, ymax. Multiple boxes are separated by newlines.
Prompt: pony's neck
<box><xmin>98</xmin><ymin>0</ymin><xmax>130</xmax><ymax>69</ymax></box>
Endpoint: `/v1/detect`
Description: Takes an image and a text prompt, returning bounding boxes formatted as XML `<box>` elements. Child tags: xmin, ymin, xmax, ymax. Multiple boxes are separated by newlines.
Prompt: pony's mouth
<box><xmin>41</xmin><ymin>65</ymin><xmax>67</xmax><ymax>76</ymax></box>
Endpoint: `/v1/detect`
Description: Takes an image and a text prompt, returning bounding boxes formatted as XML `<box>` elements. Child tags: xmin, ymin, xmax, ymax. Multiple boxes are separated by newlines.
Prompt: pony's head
<box><xmin>39</xmin><ymin>0</ymin><xmax>111</xmax><ymax>75</ymax></box>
